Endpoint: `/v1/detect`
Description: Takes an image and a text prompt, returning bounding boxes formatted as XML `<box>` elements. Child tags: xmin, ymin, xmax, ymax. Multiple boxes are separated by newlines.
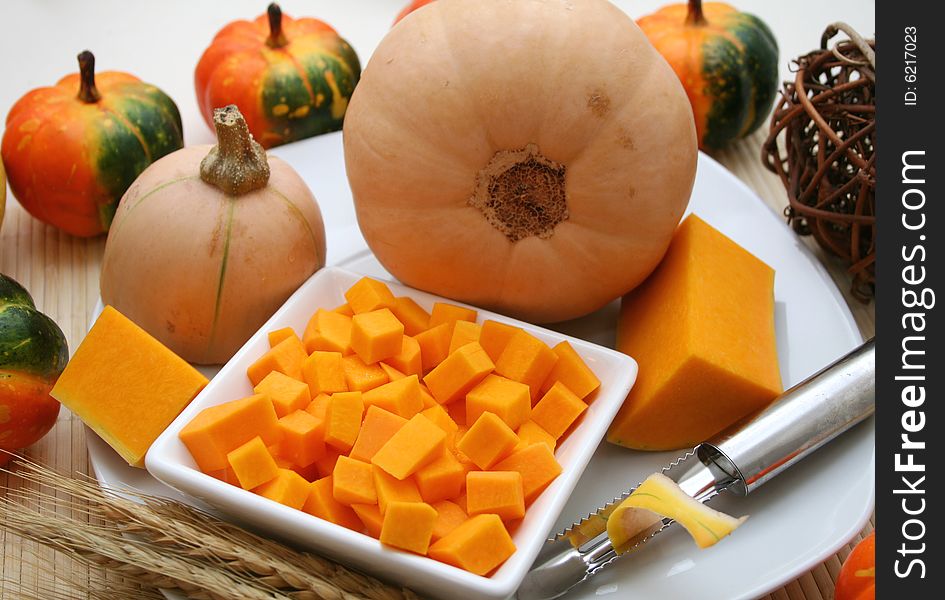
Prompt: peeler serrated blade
<box><xmin>552</xmin><ymin>449</ymin><xmax>697</xmax><ymax>547</ymax></box>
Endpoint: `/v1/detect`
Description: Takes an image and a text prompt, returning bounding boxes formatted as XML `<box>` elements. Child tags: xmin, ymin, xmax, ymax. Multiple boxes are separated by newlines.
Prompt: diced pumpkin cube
<box><xmin>207</xmin><ymin>466</ymin><xmax>240</xmax><ymax>485</ymax></box>
<box><xmin>493</xmin><ymin>442</ymin><xmax>562</xmax><ymax>504</ymax></box>
<box><xmin>51</xmin><ymin>306</ymin><xmax>209</xmax><ymax>468</ymax></box>
<box><xmin>349</xmin><ymin>406</ymin><xmax>408</xmax><ymax>463</ymax></box>
<box><xmin>344</xmin><ymin>277</ymin><xmax>395</xmax><ymax>314</ymax></box>
<box><xmin>362</xmin><ymin>375</ymin><xmax>423</xmax><ymax>418</ymax></box>
<box><xmin>352</xmin><ymin>503</ymin><xmax>384</xmax><ymax>538</ymax></box>
<box><xmin>449</xmin><ymin>321</ymin><xmax>482</xmax><ymax>355</ymax></box>
<box><xmin>385</xmin><ymin>335</ymin><xmax>422</xmax><ymax>377</ymax></box>
<box><xmin>531</xmin><ymin>382</ymin><xmax>587</xmax><ymax>439</ymax></box>
<box><xmin>540</xmin><ymin>340</ymin><xmax>601</xmax><ymax>400</ymax></box>
<box><xmin>226</xmin><ymin>436</ymin><xmax>279</xmax><ymax>490</ymax></box>
<box><xmin>277</xmin><ymin>409</ymin><xmax>326</xmax><ymax>468</ymax></box>
<box><xmin>420</xmin><ymin>384</ymin><xmax>438</xmax><ymax>409</ymax></box>
<box><xmin>254</xmin><ymin>468</ymin><xmax>310</xmax><ymax>510</ymax></box>
<box><xmin>379</xmin><ymin>362</ymin><xmax>406</xmax><ymax>381</ymax></box>
<box><xmin>423</xmin><ymin>343</ymin><xmax>494</xmax><ymax>405</ymax></box>
<box><xmin>315</xmin><ymin>447</ymin><xmax>345</xmax><ymax>479</ymax></box>
<box><xmin>179</xmin><ymin>394</ymin><xmax>281</xmax><ymax>472</ymax></box>
<box><xmin>465</xmin><ymin>374</ymin><xmax>531</xmax><ymax>430</ymax></box>
<box><xmin>431</xmin><ymin>500</ymin><xmax>468</xmax><ymax>542</ymax></box>
<box><xmin>268</xmin><ymin>327</ymin><xmax>296</xmax><ymax>347</ymax></box>
<box><xmin>324</xmin><ymin>391</ymin><xmax>364</xmax><ymax>453</ymax></box>
<box><xmin>452</xmin><ymin>446</ymin><xmax>477</xmax><ymax>477</ymax></box>
<box><xmin>457</xmin><ymin>412</ymin><xmax>519</xmax><ymax>470</ymax></box>
<box><xmin>247</xmin><ymin>334</ymin><xmax>307</xmax><ymax>386</ymax></box>
<box><xmin>380</xmin><ymin>501</ymin><xmax>438</xmax><ymax>554</ymax></box>
<box><xmin>429</xmin><ymin>302</ymin><xmax>477</xmax><ymax>330</ymax></box>
<box><xmin>495</xmin><ymin>330</ymin><xmax>558</xmax><ymax>401</ymax></box>
<box><xmin>333</xmin><ymin>302</ymin><xmax>354</xmax><ymax>317</ymax></box>
<box><xmin>420</xmin><ymin>403</ymin><xmax>459</xmax><ymax>448</ymax></box>
<box><xmin>390</xmin><ymin>296</ymin><xmax>431</xmax><ymax>336</ymax></box>
<box><xmin>466</xmin><ymin>471</ymin><xmax>525</xmax><ymax>521</ymax></box>
<box><xmin>414</xmin><ymin>448</ymin><xmax>466</xmax><ymax>503</ymax></box>
<box><xmin>428</xmin><ymin>514</ymin><xmax>516</xmax><ymax>576</ymax></box>
<box><xmin>303</xmin><ymin>476</ymin><xmax>362</xmax><ymax>530</ymax></box>
<box><xmin>479</xmin><ymin>320</ymin><xmax>520</xmax><ymax>363</ymax></box>
<box><xmin>305</xmin><ymin>393</ymin><xmax>330</xmax><ymax>420</ymax></box>
<box><xmin>373</xmin><ymin>465</ymin><xmax>422</xmax><ymax>514</ymax></box>
<box><xmin>415</xmin><ymin>323</ymin><xmax>452</xmax><ymax>372</ymax></box>
<box><xmin>302</xmin><ymin>309</ymin><xmax>353</xmax><ymax>355</ymax></box>
<box><xmin>341</xmin><ymin>355</ymin><xmax>390</xmax><ymax>392</ymax></box>
<box><xmin>254</xmin><ymin>370</ymin><xmax>311</xmax><ymax>417</ymax></box>
<box><xmin>372</xmin><ymin>414</ymin><xmax>447</xmax><ymax>480</ymax></box>
<box><xmin>351</xmin><ymin>308</ymin><xmax>405</xmax><ymax>365</ymax></box>
<box><xmin>515</xmin><ymin>420</ymin><xmax>556</xmax><ymax>453</ymax></box>
<box><xmin>301</xmin><ymin>351</ymin><xmax>348</xmax><ymax>396</ymax></box>
<box><xmin>446</xmin><ymin>400</ymin><xmax>467</xmax><ymax>428</ymax></box>
<box><xmin>332</xmin><ymin>455</ymin><xmax>377</xmax><ymax>505</ymax></box>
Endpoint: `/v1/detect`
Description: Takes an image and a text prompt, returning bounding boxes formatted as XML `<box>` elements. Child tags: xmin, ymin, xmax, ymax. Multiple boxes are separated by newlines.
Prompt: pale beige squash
<box><xmin>101</xmin><ymin>106</ymin><xmax>326</xmax><ymax>364</ymax></box>
<box><xmin>344</xmin><ymin>0</ymin><xmax>697</xmax><ymax>323</ymax></box>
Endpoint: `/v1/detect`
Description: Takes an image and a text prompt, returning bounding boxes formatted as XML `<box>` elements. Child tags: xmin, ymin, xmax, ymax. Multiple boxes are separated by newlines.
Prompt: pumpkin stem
<box><xmin>200</xmin><ymin>105</ymin><xmax>271</xmax><ymax>196</ymax></box>
<box><xmin>686</xmin><ymin>0</ymin><xmax>707</xmax><ymax>26</ymax></box>
<box><xmin>266</xmin><ymin>3</ymin><xmax>289</xmax><ymax>48</ymax></box>
<box><xmin>76</xmin><ymin>50</ymin><xmax>102</xmax><ymax>104</ymax></box>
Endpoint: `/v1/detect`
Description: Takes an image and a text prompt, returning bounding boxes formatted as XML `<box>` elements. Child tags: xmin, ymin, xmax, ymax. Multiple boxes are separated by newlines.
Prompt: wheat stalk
<box><xmin>1</xmin><ymin>458</ymin><xmax>424</xmax><ymax>600</ymax></box>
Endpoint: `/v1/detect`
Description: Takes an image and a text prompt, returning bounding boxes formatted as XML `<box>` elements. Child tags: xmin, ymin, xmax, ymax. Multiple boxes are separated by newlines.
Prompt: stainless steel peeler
<box><xmin>518</xmin><ymin>338</ymin><xmax>875</xmax><ymax>600</ymax></box>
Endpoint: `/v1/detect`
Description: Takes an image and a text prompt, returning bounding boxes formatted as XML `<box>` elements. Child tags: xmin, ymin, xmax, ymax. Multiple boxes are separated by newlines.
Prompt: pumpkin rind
<box><xmin>100</xmin><ymin>110</ymin><xmax>327</xmax><ymax>365</ymax></box>
<box><xmin>195</xmin><ymin>4</ymin><xmax>361</xmax><ymax>149</ymax></box>
<box><xmin>1</xmin><ymin>53</ymin><xmax>184</xmax><ymax>236</ymax></box>
<box><xmin>637</xmin><ymin>1</ymin><xmax>778</xmax><ymax>149</ymax></box>
<box><xmin>0</xmin><ymin>273</ymin><xmax>68</xmax><ymax>457</ymax></box>
<box><xmin>344</xmin><ymin>0</ymin><xmax>697</xmax><ymax>323</ymax></box>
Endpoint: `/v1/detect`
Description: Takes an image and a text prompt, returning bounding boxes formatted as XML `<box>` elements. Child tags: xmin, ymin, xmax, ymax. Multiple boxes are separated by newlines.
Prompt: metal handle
<box><xmin>697</xmin><ymin>339</ymin><xmax>874</xmax><ymax>495</ymax></box>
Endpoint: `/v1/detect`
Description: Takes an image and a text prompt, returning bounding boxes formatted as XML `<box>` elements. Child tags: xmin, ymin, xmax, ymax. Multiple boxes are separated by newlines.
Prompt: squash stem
<box><xmin>76</xmin><ymin>50</ymin><xmax>102</xmax><ymax>104</ymax></box>
<box><xmin>686</xmin><ymin>0</ymin><xmax>707</xmax><ymax>26</ymax></box>
<box><xmin>199</xmin><ymin>105</ymin><xmax>270</xmax><ymax>196</ymax></box>
<box><xmin>266</xmin><ymin>3</ymin><xmax>289</xmax><ymax>48</ymax></box>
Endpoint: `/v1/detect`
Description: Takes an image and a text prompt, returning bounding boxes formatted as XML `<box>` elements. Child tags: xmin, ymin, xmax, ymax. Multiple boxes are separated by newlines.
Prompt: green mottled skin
<box><xmin>0</xmin><ymin>274</ymin><xmax>69</xmax><ymax>380</ymax></box>
<box><xmin>260</xmin><ymin>38</ymin><xmax>361</xmax><ymax>144</ymax></box>
<box><xmin>94</xmin><ymin>84</ymin><xmax>183</xmax><ymax>228</ymax></box>
<box><xmin>701</xmin><ymin>12</ymin><xmax>778</xmax><ymax>149</ymax></box>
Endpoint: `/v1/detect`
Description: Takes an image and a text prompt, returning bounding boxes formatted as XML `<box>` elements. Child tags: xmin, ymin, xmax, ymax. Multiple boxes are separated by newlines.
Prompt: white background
<box><xmin>0</xmin><ymin>0</ymin><xmax>876</xmax><ymax>147</ymax></box>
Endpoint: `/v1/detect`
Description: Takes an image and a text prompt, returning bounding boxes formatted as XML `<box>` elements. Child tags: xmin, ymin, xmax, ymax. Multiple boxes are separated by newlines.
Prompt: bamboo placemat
<box><xmin>0</xmin><ymin>128</ymin><xmax>875</xmax><ymax>599</ymax></box>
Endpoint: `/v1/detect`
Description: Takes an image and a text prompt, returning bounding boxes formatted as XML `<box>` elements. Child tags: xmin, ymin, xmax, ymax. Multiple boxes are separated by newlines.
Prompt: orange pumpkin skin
<box><xmin>344</xmin><ymin>0</ymin><xmax>697</xmax><ymax>323</ymax></box>
<box><xmin>835</xmin><ymin>532</ymin><xmax>875</xmax><ymax>600</ymax></box>
<box><xmin>394</xmin><ymin>0</ymin><xmax>436</xmax><ymax>24</ymax></box>
<box><xmin>1</xmin><ymin>52</ymin><xmax>183</xmax><ymax>237</ymax></box>
<box><xmin>195</xmin><ymin>4</ymin><xmax>360</xmax><ymax>149</ymax></box>
<box><xmin>637</xmin><ymin>1</ymin><xmax>778</xmax><ymax>149</ymax></box>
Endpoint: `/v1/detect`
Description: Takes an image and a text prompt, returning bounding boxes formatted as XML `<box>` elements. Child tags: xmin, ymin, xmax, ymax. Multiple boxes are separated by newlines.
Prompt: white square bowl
<box><xmin>146</xmin><ymin>266</ymin><xmax>638</xmax><ymax>600</ymax></box>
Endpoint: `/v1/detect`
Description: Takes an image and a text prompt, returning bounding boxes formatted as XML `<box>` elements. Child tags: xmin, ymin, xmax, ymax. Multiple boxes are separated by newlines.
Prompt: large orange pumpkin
<box><xmin>100</xmin><ymin>106</ymin><xmax>326</xmax><ymax>365</ymax></box>
<box><xmin>1</xmin><ymin>51</ymin><xmax>183</xmax><ymax>237</ymax></box>
<box><xmin>195</xmin><ymin>3</ymin><xmax>361</xmax><ymax>149</ymax></box>
<box><xmin>344</xmin><ymin>0</ymin><xmax>697</xmax><ymax>323</ymax></box>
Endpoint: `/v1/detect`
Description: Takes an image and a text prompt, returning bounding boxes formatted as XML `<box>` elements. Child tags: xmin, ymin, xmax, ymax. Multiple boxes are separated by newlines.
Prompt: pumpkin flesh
<box><xmin>344</xmin><ymin>0</ymin><xmax>697</xmax><ymax>323</ymax></box>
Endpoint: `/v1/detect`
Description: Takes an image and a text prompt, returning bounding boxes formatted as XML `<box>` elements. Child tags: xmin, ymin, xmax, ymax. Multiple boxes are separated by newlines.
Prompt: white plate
<box><xmin>87</xmin><ymin>132</ymin><xmax>873</xmax><ymax>600</ymax></box>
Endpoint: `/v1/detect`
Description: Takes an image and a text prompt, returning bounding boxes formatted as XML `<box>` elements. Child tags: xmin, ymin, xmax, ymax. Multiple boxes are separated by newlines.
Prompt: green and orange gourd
<box><xmin>637</xmin><ymin>0</ymin><xmax>778</xmax><ymax>150</ymax></box>
<box><xmin>0</xmin><ymin>274</ymin><xmax>69</xmax><ymax>466</ymax></box>
<box><xmin>1</xmin><ymin>51</ymin><xmax>183</xmax><ymax>237</ymax></box>
<box><xmin>195</xmin><ymin>3</ymin><xmax>361</xmax><ymax>149</ymax></box>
